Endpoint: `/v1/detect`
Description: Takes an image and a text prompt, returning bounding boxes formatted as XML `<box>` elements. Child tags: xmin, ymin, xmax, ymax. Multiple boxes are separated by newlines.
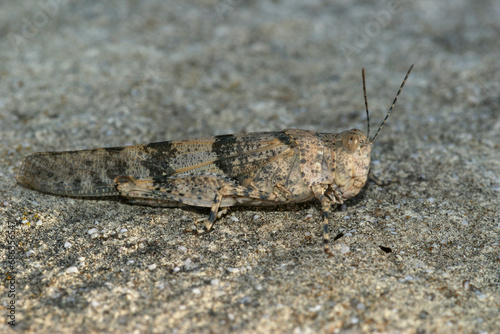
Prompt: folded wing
<box><xmin>16</xmin><ymin>132</ymin><xmax>296</xmax><ymax>197</ymax></box>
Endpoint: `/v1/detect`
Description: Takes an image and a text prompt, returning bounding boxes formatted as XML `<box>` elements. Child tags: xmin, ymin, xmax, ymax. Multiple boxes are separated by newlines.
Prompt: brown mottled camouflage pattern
<box><xmin>17</xmin><ymin>66</ymin><xmax>412</xmax><ymax>255</ymax></box>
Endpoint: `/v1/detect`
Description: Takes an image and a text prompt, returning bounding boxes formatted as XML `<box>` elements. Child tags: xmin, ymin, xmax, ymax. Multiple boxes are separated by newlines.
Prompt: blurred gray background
<box><xmin>1</xmin><ymin>1</ymin><xmax>498</xmax><ymax>333</ymax></box>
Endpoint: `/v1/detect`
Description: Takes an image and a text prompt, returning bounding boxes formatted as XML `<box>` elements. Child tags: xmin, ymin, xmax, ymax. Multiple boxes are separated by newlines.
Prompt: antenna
<box><xmin>362</xmin><ymin>68</ymin><xmax>370</xmax><ymax>139</ymax></box>
<box><xmin>371</xmin><ymin>64</ymin><xmax>414</xmax><ymax>143</ymax></box>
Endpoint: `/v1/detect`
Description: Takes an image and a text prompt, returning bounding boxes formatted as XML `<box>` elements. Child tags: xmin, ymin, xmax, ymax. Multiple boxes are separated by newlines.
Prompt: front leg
<box><xmin>312</xmin><ymin>184</ymin><xmax>339</xmax><ymax>256</ymax></box>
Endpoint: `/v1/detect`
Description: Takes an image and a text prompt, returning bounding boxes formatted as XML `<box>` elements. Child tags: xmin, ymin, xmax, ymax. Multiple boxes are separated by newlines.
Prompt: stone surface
<box><xmin>1</xmin><ymin>1</ymin><xmax>498</xmax><ymax>333</ymax></box>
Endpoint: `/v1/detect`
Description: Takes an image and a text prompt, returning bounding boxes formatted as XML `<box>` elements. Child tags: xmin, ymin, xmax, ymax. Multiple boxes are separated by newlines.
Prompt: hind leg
<box><xmin>114</xmin><ymin>174</ymin><xmax>278</xmax><ymax>232</ymax></box>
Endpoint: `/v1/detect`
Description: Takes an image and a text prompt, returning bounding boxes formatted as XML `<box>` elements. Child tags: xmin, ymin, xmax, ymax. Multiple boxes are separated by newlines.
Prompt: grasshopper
<box><xmin>17</xmin><ymin>66</ymin><xmax>413</xmax><ymax>255</ymax></box>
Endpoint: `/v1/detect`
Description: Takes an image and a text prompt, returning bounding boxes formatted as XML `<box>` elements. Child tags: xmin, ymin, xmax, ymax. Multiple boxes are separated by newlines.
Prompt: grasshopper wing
<box><xmin>17</xmin><ymin>132</ymin><xmax>296</xmax><ymax>197</ymax></box>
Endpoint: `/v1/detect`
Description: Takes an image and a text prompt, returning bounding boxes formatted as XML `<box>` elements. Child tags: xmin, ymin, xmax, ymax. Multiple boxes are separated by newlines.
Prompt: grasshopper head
<box><xmin>333</xmin><ymin>65</ymin><xmax>413</xmax><ymax>200</ymax></box>
<box><xmin>334</xmin><ymin>129</ymin><xmax>371</xmax><ymax>200</ymax></box>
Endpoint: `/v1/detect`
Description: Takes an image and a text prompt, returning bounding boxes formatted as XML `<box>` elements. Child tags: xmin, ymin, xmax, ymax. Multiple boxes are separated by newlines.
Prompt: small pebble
<box><xmin>66</xmin><ymin>267</ymin><xmax>79</xmax><ymax>274</ymax></box>
<box><xmin>340</xmin><ymin>245</ymin><xmax>350</xmax><ymax>254</ymax></box>
<box><xmin>88</xmin><ymin>228</ymin><xmax>98</xmax><ymax>235</ymax></box>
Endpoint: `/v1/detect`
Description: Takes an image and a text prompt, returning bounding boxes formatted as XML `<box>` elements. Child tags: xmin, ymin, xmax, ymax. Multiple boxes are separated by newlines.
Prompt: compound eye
<box><xmin>342</xmin><ymin>134</ymin><xmax>359</xmax><ymax>153</ymax></box>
